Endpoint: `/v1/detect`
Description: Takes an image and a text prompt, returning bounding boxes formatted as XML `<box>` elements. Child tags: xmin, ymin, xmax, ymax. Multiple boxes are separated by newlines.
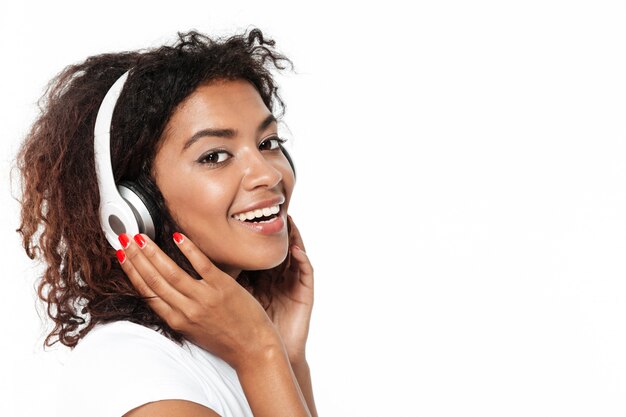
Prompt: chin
<box><xmin>239</xmin><ymin>243</ymin><xmax>289</xmax><ymax>271</ymax></box>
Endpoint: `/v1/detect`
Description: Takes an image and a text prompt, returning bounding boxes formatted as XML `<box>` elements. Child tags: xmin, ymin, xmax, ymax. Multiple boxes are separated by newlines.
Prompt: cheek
<box><xmin>281</xmin><ymin>163</ymin><xmax>296</xmax><ymax>204</ymax></box>
<box><xmin>159</xmin><ymin>171</ymin><xmax>237</xmax><ymax>229</ymax></box>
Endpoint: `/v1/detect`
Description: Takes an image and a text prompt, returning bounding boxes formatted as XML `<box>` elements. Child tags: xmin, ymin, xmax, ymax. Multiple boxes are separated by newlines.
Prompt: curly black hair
<box><xmin>16</xmin><ymin>28</ymin><xmax>294</xmax><ymax>348</ymax></box>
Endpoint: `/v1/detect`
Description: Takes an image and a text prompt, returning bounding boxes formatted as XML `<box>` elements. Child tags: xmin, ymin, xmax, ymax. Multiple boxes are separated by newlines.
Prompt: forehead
<box><xmin>168</xmin><ymin>79</ymin><xmax>269</xmax><ymax>131</ymax></box>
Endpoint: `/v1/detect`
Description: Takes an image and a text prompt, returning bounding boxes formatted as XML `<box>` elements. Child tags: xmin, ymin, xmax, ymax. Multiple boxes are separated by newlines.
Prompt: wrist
<box><xmin>289</xmin><ymin>356</ymin><xmax>310</xmax><ymax>377</ymax></box>
<box><xmin>234</xmin><ymin>328</ymin><xmax>286</xmax><ymax>372</ymax></box>
<box><xmin>288</xmin><ymin>350</ymin><xmax>307</xmax><ymax>367</ymax></box>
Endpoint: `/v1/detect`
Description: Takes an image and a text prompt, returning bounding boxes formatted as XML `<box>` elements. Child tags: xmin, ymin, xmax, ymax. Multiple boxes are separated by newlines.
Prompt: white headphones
<box><xmin>94</xmin><ymin>71</ymin><xmax>157</xmax><ymax>250</ymax></box>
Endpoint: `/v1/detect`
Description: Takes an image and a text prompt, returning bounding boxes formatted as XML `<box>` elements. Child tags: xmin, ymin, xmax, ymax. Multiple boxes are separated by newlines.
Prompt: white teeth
<box><xmin>233</xmin><ymin>205</ymin><xmax>281</xmax><ymax>222</ymax></box>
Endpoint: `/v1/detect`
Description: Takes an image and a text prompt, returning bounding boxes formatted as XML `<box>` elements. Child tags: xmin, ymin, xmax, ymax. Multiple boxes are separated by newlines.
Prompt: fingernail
<box><xmin>173</xmin><ymin>232</ymin><xmax>184</xmax><ymax>244</ymax></box>
<box><xmin>134</xmin><ymin>234</ymin><xmax>146</xmax><ymax>249</ymax></box>
<box><xmin>116</xmin><ymin>249</ymin><xmax>126</xmax><ymax>264</ymax></box>
<box><xmin>292</xmin><ymin>244</ymin><xmax>304</xmax><ymax>253</ymax></box>
<box><xmin>118</xmin><ymin>233</ymin><xmax>130</xmax><ymax>249</ymax></box>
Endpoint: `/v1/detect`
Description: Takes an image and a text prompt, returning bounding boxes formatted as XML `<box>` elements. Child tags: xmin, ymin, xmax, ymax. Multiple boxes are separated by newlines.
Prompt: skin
<box><xmin>117</xmin><ymin>80</ymin><xmax>317</xmax><ymax>417</ymax></box>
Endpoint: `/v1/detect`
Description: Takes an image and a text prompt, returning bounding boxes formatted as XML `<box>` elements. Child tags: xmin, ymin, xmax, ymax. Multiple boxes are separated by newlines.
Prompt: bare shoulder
<box><xmin>124</xmin><ymin>400</ymin><xmax>222</xmax><ymax>417</ymax></box>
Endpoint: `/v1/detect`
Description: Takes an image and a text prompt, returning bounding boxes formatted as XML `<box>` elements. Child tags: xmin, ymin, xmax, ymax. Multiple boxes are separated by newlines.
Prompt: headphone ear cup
<box><xmin>117</xmin><ymin>180</ymin><xmax>159</xmax><ymax>240</ymax></box>
<box><xmin>280</xmin><ymin>144</ymin><xmax>296</xmax><ymax>178</ymax></box>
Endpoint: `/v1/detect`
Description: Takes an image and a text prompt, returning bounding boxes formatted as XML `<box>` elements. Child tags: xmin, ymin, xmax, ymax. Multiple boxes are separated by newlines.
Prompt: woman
<box><xmin>16</xmin><ymin>28</ymin><xmax>317</xmax><ymax>417</ymax></box>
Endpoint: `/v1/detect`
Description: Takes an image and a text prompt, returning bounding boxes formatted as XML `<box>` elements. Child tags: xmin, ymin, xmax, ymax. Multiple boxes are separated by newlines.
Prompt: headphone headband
<box><xmin>94</xmin><ymin>71</ymin><xmax>155</xmax><ymax>249</ymax></box>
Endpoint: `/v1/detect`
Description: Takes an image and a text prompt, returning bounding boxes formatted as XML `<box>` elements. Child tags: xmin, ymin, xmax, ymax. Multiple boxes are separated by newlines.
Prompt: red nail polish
<box><xmin>173</xmin><ymin>232</ymin><xmax>184</xmax><ymax>244</ymax></box>
<box><xmin>118</xmin><ymin>233</ymin><xmax>130</xmax><ymax>249</ymax></box>
<box><xmin>116</xmin><ymin>250</ymin><xmax>126</xmax><ymax>264</ymax></box>
<box><xmin>134</xmin><ymin>234</ymin><xmax>146</xmax><ymax>248</ymax></box>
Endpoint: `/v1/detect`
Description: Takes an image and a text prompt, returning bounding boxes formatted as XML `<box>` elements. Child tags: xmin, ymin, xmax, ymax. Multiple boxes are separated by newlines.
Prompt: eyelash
<box><xmin>259</xmin><ymin>136</ymin><xmax>287</xmax><ymax>151</ymax></box>
<box><xmin>197</xmin><ymin>136</ymin><xmax>287</xmax><ymax>166</ymax></box>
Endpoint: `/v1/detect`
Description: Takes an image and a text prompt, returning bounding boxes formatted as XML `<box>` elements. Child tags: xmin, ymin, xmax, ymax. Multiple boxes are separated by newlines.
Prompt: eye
<box><xmin>197</xmin><ymin>150</ymin><xmax>231</xmax><ymax>165</ymax></box>
<box><xmin>259</xmin><ymin>136</ymin><xmax>286</xmax><ymax>151</ymax></box>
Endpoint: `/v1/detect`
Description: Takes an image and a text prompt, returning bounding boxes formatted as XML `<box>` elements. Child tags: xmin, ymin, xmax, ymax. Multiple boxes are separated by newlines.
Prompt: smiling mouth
<box><xmin>232</xmin><ymin>204</ymin><xmax>281</xmax><ymax>223</ymax></box>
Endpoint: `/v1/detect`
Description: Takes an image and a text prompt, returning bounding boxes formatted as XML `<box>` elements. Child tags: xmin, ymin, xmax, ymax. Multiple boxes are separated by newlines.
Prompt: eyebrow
<box><xmin>182</xmin><ymin>114</ymin><xmax>277</xmax><ymax>151</ymax></box>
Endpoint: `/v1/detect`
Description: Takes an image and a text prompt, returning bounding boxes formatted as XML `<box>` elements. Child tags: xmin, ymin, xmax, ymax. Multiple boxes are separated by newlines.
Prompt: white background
<box><xmin>1</xmin><ymin>0</ymin><xmax>625</xmax><ymax>416</ymax></box>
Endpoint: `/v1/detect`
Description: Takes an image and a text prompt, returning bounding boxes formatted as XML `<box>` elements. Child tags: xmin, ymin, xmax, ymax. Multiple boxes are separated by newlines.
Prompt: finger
<box><xmin>116</xmin><ymin>248</ymin><xmax>157</xmax><ymax>298</ymax></box>
<box><xmin>134</xmin><ymin>233</ymin><xmax>204</xmax><ymax>299</ymax></box>
<box><xmin>119</xmin><ymin>233</ymin><xmax>190</xmax><ymax>308</ymax></box>
<box><xmin>172</xmin><ymin>232</ymin><xmax>230</xmax><ymax>286</ymax></box>
<box><xmin>116</xmin><ymin>248</ymin><xmax>175</xmax><ymax>318</ymax></box>
<box><xmin>286</xmin><ymin>215</ymin><xmax>309</xmax><ymax>274</ymax></box>
<box><xmin>287</xmin><ymin>215</ymin><xmax>307</xmax><ymax>252</ymax></box>
<box><xmin>290</xmin><ymin>244</ymin><xmax>314</xmax><ymax>289</ymax></box>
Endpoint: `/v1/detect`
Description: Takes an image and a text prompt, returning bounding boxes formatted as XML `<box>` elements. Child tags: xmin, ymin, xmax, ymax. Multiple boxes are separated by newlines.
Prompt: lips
<box><xmin>230</xmin><ymin>196</ymin><xmax>286</xmax><ymax>235</ymax></box>
<box><xmin>231</xmin><ymin>196</ymin><xmax>285</xmax><ymax>219</ymax></box>
<box><xmin>232</xmin><ymin>204</ymin><xmax>280</xmax><ymax>222</ymax></box>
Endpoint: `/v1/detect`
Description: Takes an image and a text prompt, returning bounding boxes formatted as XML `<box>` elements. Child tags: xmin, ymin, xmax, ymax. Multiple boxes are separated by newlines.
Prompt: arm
<box><xmin>124</xmin><ymin>400</ymin><xmax>221</xmax><ymax>417</ymax></box>
<box><xmin>265</xmin><ymin>216</ymin><xmax>318</xmax><ymax>417</ymax></box>
<box><xmin>118</xmin><ymin>232</ymin><xmax>312</xmax><ymax>417</ymax></box>
<box><xmin>291</xmin><ymin>359</ymin><xmax>318</xmax><ymax>417</ymax></box>
<box><xmin>237</xmin><ymin>343</ymin><xmax>311</xmax><ymax>417</ymax></box>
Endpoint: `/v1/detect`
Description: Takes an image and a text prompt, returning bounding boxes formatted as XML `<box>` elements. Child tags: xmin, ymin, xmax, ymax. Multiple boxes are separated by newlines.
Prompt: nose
<box><xmin>240</xmin><ymin>150</ymin><xmax>283</xmax><ymax>191</ymax></box>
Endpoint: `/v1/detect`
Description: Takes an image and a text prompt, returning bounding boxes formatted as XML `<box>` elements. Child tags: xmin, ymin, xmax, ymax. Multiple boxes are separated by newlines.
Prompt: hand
<box><xmin>116</xmin><ymin>232</ymin><xmax>281</xmax><ymax>370</ymax></box>
<box><xmin>264</xmin><ymin>216</ymin><xmax>314</xmax><ymax>364</ymax></box>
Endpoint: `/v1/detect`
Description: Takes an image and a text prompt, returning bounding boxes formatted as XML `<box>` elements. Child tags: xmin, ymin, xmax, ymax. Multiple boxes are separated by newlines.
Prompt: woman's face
<box><xmin>152</xmin><ymin>79</ymin><xmax>295</xmax><ymax>277</ymax></box>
